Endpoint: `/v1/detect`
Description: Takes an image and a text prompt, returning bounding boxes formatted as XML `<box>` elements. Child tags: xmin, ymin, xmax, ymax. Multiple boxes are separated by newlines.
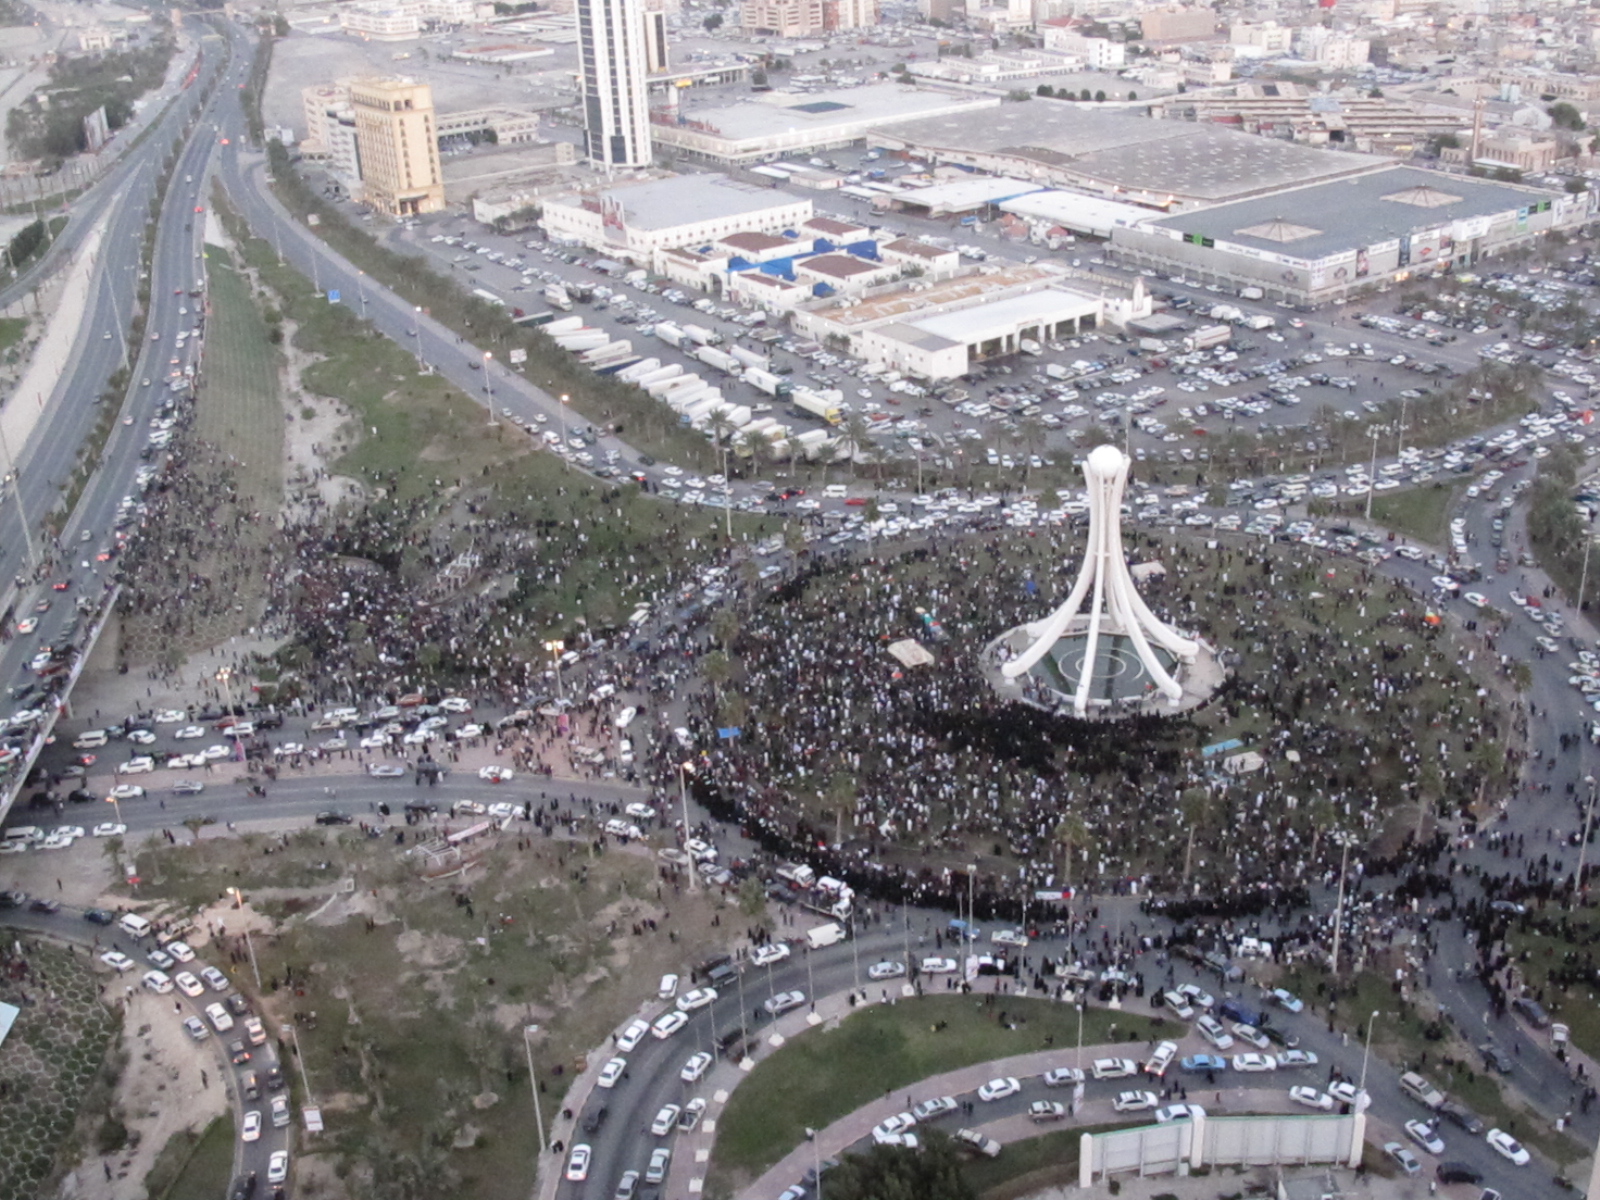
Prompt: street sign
<box><xmin>508</xmin><ymin>348</ymin><xmax>527</xmax><ymax>365</ymax></box>
<box><xmin>327</xmin><ymin>290</ymin><xmax>341</xmax><ymax>304</ymax></box>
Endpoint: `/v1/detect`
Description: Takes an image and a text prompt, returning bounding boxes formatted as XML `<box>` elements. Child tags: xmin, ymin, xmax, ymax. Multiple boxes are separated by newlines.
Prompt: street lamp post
<box><xmin>1578</xmin><ymin>775</ymin><xmax>1597</xmax><ymax>894</ymax></box>
<box><xmin>1357</xmin><ymin>1009</ymin><xmax>1380</xmax><ymax>1097</ymax></box>
<box><xmin>558</xmin><ymin>393</ymin><xmax>570</xmax><ymax>472</ymax></box>
<box><xmin>543</xmin><ymin>639</ymin><xmax>564</xmax><ymax>699</ymax></box>
<box><xmin>1364</xmin><ymin>427</ymin><xmax>1382</xmax><ymax>522</ymax></box>
<box><xmin>1330</xmin><ymin>831</ymin><xmax>1354</xmax><ymax>975</ymax></box>
<box><xmin>216</xmin><ymin>667</ymin><xmax>235</xmax><ymax>717</ymax></box>
<box><xmin>484</xmin><ymin>353</ymin><xmax>497</xmax><ymax>425</ymax></box>
<box><xmin>522</xmin><ymin>1024</ymin><xmax>549</xmax><ymax>1155</ymax></box>
<box><xmin>412</xmin><ymin>306</ymin><xmax>424</xmax><ymax>371</ymax></box>
<box><xmin>678</xmin><ymin>760</ymin><xmax>698</xmax><ymax>892</ymax></box>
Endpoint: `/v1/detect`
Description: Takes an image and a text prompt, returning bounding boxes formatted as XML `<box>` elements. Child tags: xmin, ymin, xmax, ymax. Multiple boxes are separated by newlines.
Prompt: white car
<box><xmin>172</xmin><ymin>725</ymin><xmax>205</xmax><ymax>740</ymax></box>
<box><xmin>174</xmin><ymin>972</ymin><xmax>204</xmax><ymax>997</ymax></box>
<box><xmin>912</xmin><ymin>1097</ymin><xmax>957</xmax><ymax>1121</ymax></box>
<box><xmin>1384</xmin><ymin>1142</ymin><xmax>1422</xmax><ymax>1176</ymax></box>
<box><xmin>650</xmin><ymin>1104</ymin><xmax>682</xmax><ymax>1136</ymax></box>
<box><xmin>1154</xmin><ymin>1104</ymin><xmax>1206</xmax><ymax>1123</ymax></box>
<box><xmin>565</xmin><ymin>1144</ymin><xmax>592</xmax><ymax>1182</ymax></box>
<box><xmin>1270</xmin><ymin>988</ymin><xmax>1305</xmax><ymax>1013</ymax></box>
<box><xmin>920</xmin><ymin>957</ymin><xmax>958</xmax><ymax>975</ymax></box>
<box><xmin>652</xmin><ymin>1011</ymin><xmax>688</xmax><ymax>1040</ymax></box>
<box><xmin>1289</xmin><ymin>1086</ymin><xmax>1333</xmax><ymax>1110</ymax></box>
<box><xmin>1486</xmin><ymin>1128</ymin><xmax>1530</xmax><ymax>1166</ymax></box>
<box><xmin>267</xmin><ymin>1150</ymin><xmax>288</xmax><ymax>1184</ymax></box>
<box><xmin>1232</xmin><ymin>1023</ymin><xmax>1271</xmax><ymax>1050</ymax></box>
<box><xmin>977</xmin><ymin>1077</ymin><xmax>1020</xmax><ymax>1102</ymax></box>
<box><xmin>1041</xmin><ymin>1067</ymin><xmax>1084</xmax><ymax>1087</ymax></box>
<box><xmin>751</xmin><ymin>943</ymin><xmax>791</xmax><ymax>968</ymax></box>
<box><xmin>872</xmin><ymin>1112</ymin><xmax>917</xmax><ymax>1143</ymax></box>
<box><xmin>1231</xmin><ymin>1053</ymin><xmax>1276</xmax><ymax>1072</ymax></box>
<box><xmin>1276</xmin><ymin>1049</ymin><xmax>1318</xmax><ymax>1068</ymax></box>
<box><xmin>677</xmin><ymin>987</ymin><xmax>719</xmax><ymax>1012</ymax></box>
<box><xmin>1179</xmin><ymin>983</ymin><xmax>1215</xmax><ymax>1009</ymax></box>
<box><xmin>1113</xmin><ymin>1090</ymin><xmax>1159</xmax><ymax>1113</ymax></box>
<box><xmin>867</xmin><ymin>960</ymin><xmax>907</xmax><ymax>980</ymax></box>
<box><xmin>241</xmin><ymin>1111</ymin><xmax>262</xmax><ymax>1142</ymax></box>
<box><xmin>764</xmin><ymin>990</ymin><xmax>806</xmax><ymax>1016</ymax></box>
<box><xmin>1405</xmin><ymin>1119</ymin><xmax>1445</xmax><ymax>1155</ymax></box>
<box><xmin>478</xmin><ymin>765</ymin><xmax>514</xmax><ymax>783</ymax></box>
<box><xmin>991</xmin><ymin>928</ymin><xmax>1029</xmax><ymax>948</ymax></box>
<box><xmin>141</xmin><ymin>970</ymin><xmax>174</xmax><ymax>994</ymax></box>
<box><xmin>440</xmin><ymin>696</ymin><xmax>473</xmax><ymax>713</ymax></box>
<box><xmin>1028</xmin><ymin>1100</ymin><xmax>1066</xmax><ymax>1122</ymax></box>
<box><xmin>205</xmin><ymin>1003</ymin><xmax>233</xmax><ymax>1032</ymax></box>
<box><xmin>119</xmin><ymin>757</ymin><xmax>155</xmax><ymax>774</ymax></box>
<box><xmin>153</xmin><ymin>708</ymin><xmax>187</xmax><ymax>724</ymax></box>
<box><xmin>658</xmin><ymin>973</ymin><xmax>679</xmax><ymax>999</ymax></box>
<box><xmin>680</xmin><ymin>1051</ymin><xmax>712</xmax><ymax>1083</ymax></box>
<box><xmin>110</xmin><ymin>785</ymin><xmax>145</xmax><ymax>801</ymax></box>
<box><xmin>616</xmin><ymin>1019</ymin><xmax>650</xmax><ymax>1052</ymax></box>
<box><xmin>165</xmin><ymin>941</ymin><xmax>195</xmax><ymax>963</ymax></box>
<box><xmin>596</xmin><ymin>1057</ymin><xmax>627</xmax><ymax>1088</ymax></box>
<box><xmin>1091</xmin><ymin>1058</ymin><xmax>1138</xmax><ymax>1081</ymax></box>
<box><xmin>100</xmin><ymin>951</ymin><xmax>134</xmax><ymax>972</ymax></box>
<box><xmin>199</xmin><ymin>965</ymin><xmax>229</xmax><ymax>992</ymax></box>
<box><xmin>93</xmin><ymin>822</ymin><xmax>127</xmax><ymax>837</ymax></box>
<box><xmin>271</xmin><ymin>1095</ymin><xmax>291</xmax><ymax>1128</ymax></box>
<box><xmin>1326</xmin><ymin>1079</ymin><xmax>1367</xmax><ymax>1106</ymax></box>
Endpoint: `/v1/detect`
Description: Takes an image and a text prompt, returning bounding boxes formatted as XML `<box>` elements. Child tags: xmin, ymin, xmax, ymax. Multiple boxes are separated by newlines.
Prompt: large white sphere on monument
<box><xmin>1086</xmin><ymin>443</ymin><xmax>1125</xmax><ymax>479</ymax></box>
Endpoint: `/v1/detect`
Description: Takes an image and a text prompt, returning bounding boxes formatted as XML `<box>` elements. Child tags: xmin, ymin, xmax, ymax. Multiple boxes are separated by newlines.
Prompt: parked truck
<box><xmin>1242</xmin><ymin>314</ymin><xmax>1276</xmax><ymax>332</ymax></box>
<box><xmin>744</xmin><ymin>366</ymin><xmax>794</xmax><ymax>398</ymax></box>
<box><xmin>580</xmin><ymin>339</ymin><xmax>633</xmax><ymax>365</ymax></box>
<box><xmin>1238</xmin><ymin>286</ymin><xmax>1265</xmax><ymax>301</ymax></box>
<box><xmin>654</xmin><ymin>321</ymin><xmax>686</xmax><ymax>349</ymax></box>
<box><xmin>693</xmin><ymin>345</ymin><xmax>741</xmax><ymax>375</ymax></box>
<box><xmin>792</xmin><ymin>388</ymin><xmax>843</xmax><ymax>426</ymax></box>
<box><xmin>553</xmin><ymin>330</ymin><xmax>610</xmax><ymax>354</ymax></box>
<box><xmin>681</xmin><ymin>323</ymin><xmax>722</xmax><ymax>347</ymax></box>
<box><xmin>543</xmin><ymin>284</ymin><xmax>571</xmax><ymax>311</ymax></box>
<box><xmin>1183</xmin><ymin>325</ymin><xmax>1232</xmax><ymax>352</ymax></box>
<box><xmin>1209</xmin><ymin>304</ymin><xmax>1245</xmax><ymax>325</ymax></box>
<box><xmin>1137</xmin><ymin>337</ymin><xmax>1169</xmax><ymax>353</ymax></box>
<box><xmin>594</xmin><ymin>356</ymin><xmax>641</xmax><ymax>376</ymax></box>
<box><xmin>615</xmin><ymin>357</ymin><xmax>662</xmax><ymax>384</ymax></box>
<box><xmin>729</xmin><ymin>345</ymin><xmax>769</xmax><ymax>372</ymax></box>
<box><xmin>644</xmin><ymin>370</ymin><xmax>694</xmax><ymax>399</ymax></box>
<box><xmin>543</xmin><ymin>315</ymin><xmax>585</xmax><ymax>336</ymax></box>
<box><xmin>635</xmin><ymin>365</ymin><xmax>684</xmax><ymax>392</ymax></box>
<box><xmin>1045</xmin><ymin>363</ymin><xmax>1071</xmax><ymax>380</ymax></box>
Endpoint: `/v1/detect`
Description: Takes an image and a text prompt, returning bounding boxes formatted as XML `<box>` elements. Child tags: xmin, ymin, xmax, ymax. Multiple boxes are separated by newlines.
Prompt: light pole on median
<box><xmin>1363</xmin><ymin>427</ymin><xmax>1382</xmax><ymax>522</ymax></box>
<box><xmin>484</xmin><ymin>352</ymin><xmax>497</xmax><ymax>425</ymax></box>
<box><xmin>558</xmin><ymin>393</ymin><xmax>570</xmax><ymax>471</ymax></box>
<box><xmin>1357</xmin><ymin>1009</ymin><xmax>1379</xmax><ymax>1097</ymax></box>
<box><xmin>1329</xmin><ymin>829</ymin><xmax>1355</xmax><ymax>975</ymax></box>
<box><xmin>521</xmin><ymin>1024</ymin><xmax>548</xmax><ymax>1155</ymax></box>
<box><xmin>543</xmin><ymin>639</ymin><xmax>564</xmax><ymax>700</ymax></box>
<box><xmin>677</xmin><ymin>760</ymin><xmax>698</xmax><ymax>892</ymax></box>
<box><xmin>412</xmin><ymin>306</ymin><xmax>424</xmax><ymax>371</ymax></box>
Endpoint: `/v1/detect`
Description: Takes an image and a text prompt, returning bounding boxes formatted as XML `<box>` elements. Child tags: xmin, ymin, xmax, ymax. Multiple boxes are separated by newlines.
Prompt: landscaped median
<box><xmin>707</xmin><ymin>994</ymin><xmax>1163</xmax><ymax>1196</ymax></box>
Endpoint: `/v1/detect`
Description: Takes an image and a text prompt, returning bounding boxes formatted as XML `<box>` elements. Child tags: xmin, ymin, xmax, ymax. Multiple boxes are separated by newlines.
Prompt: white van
<box><xmin>2</xmin><ymin>826</ymin><xmax>43</xmax><ymax>847</ymax></box>
<box><xmin>804</xmin><ymin>922</ymin><xmax>844</xmax><ymax>950</ymax></box>
<box><xmin>118</xmin><ymin>913</ymin><xmax>153</xmax><ymax>939</ymax></box>
<box><xmin>823</xmin><ymin>484</ymin><xmax>848</xmax><ymax>499</ymax></box>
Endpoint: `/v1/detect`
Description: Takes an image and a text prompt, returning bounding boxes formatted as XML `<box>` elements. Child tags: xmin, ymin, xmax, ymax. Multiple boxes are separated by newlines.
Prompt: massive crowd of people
<box><xmin>668</xmin><ymin>528</ymin><xmax>1519</xmax><ymax>919</ymax></box>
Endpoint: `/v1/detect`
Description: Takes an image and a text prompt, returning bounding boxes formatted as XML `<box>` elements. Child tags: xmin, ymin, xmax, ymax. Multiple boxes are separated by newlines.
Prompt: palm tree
<box><xmin>1054</xmin><ymin>813</ymin><xmax>1090</xmax><ymax>887</ymax></box>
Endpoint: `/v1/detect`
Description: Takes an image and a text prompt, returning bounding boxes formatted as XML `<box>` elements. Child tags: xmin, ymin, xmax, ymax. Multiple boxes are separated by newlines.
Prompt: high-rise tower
<box><xmin>579</xmin><ymin>0</ymin><xmax>654</xmax><ymax>168</ymax></box>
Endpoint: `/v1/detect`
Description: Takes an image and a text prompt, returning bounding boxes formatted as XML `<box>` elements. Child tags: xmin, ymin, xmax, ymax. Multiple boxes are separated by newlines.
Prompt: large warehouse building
<box><xmin>867</xmin><ymin>104</ymin><xmax>1382</xmax><ymax>210</ymax></box>
<box><xmin>650</xmin><ymin>83</ymin><xmax>996</xmax><ymax>165</ymax></box>
<box><xmin>541</xmin><ymin>173</ymin><xmax>813</xmax><ymax>268</ymax></box>
<box><xmin>1108</xmin><ymin>166</ymin><xmax>1591</xmax><ymax>307</ymax></box>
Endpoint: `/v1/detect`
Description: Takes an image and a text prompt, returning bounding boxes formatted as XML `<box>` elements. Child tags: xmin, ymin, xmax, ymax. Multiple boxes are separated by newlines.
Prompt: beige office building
<box><xmin>350</xmin><ymin>78</ymin><xmax>445</xmax><ymax>217</ymax></box>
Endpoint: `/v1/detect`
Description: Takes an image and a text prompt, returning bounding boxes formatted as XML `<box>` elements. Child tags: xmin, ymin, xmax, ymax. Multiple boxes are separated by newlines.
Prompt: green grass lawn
<box><xmin>0</xmin><ymin>316</ymin><xmax>26</xmax><ymax>356</ymax></box>
<box><xmin>710</xmin><ymin>995</ymin><xmax>1161</xmax><ymax>1189</ymax></box>
<box><xmin>155</xmin><ymin>1115</ymin><xmax>236</xmax><ymax>1200</ymax></box>
<box><xmin>960</xmin><ymin>1127</ymin><xmax>1083</xmax><ymax>1200</ymax></box>
<box><xmin>199</xmin><ymin>246</ymin><xmax>284</xmax><ymax>512</ymax></box>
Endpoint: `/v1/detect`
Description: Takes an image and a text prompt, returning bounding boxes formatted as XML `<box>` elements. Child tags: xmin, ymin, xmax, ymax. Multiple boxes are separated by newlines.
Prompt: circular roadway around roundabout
<box><xmin>543</xmin><ymin>968</ymin><xmax>1365</xmax><ymax>1200</ymax></box>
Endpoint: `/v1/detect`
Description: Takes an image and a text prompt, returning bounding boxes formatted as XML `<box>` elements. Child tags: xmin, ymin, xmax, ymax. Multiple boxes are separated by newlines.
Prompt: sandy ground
<box><xmin>56</xmin><ymin>989</ymin><xmax>230</xmax><ymax>1200</ymax></box>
